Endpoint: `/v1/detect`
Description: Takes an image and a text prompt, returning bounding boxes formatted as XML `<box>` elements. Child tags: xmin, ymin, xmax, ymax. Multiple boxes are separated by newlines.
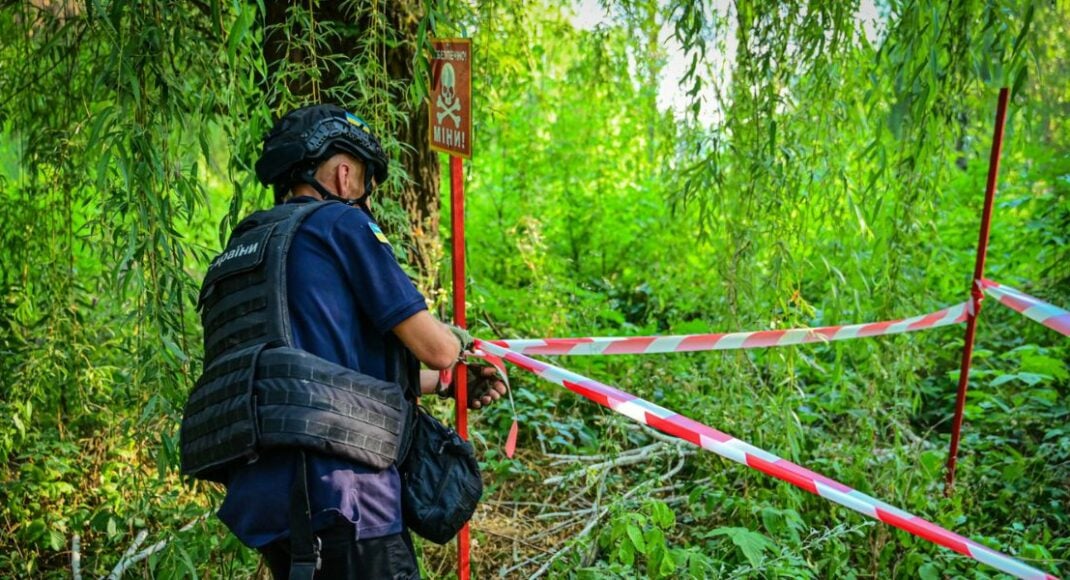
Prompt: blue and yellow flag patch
<box><xmin>369</xmin><ymin>223</ymin><xmax>391</xmax><ymax>245</ymax></box>
<box><xmin>346</xmin><ymin>112</ymin><xmax>371</xmax><ymax>133</ymax></box>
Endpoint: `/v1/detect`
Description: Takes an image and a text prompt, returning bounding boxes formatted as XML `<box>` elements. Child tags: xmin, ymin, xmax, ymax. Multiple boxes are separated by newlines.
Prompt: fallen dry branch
<box><xmin>71</xmin><ymin>533</ymin><xmax>81</xmax><ymax>580</ymax></box>
<box><xmin>103</xmin><ymin>513</ymin><xmax>208</xmax><ymax>580</ymax></box>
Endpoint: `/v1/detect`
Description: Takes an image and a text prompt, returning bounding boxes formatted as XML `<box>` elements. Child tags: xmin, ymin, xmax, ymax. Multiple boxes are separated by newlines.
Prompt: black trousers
<box><xmin>259</xmin><ymin>523</ymin><xmax>420</xmax><ymax>580</ymax></box>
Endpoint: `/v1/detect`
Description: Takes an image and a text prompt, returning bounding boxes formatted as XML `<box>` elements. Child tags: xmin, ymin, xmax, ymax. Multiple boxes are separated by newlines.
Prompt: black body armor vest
<box><xmin>180</xmin><ymin>201</ymin><xmax>419</xmax><ymax>483</ymax></box>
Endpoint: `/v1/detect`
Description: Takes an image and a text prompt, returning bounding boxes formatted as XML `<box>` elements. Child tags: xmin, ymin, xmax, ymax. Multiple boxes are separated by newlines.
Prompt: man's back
<box><xmin>218</xmin><ymin>198</ymin><xmax>427</xmax><ymax>549</ymax></box>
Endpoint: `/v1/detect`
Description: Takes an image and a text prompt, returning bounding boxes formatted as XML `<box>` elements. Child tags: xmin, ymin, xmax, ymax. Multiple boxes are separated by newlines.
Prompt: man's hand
<box><xmin>465</xmin><ymin>364</ymin><xmax>508</xmax><ymax>410</ymax></box>
<box><xmin>432</xmin><ymin>364</ymin><xmax>508</xmax><ymax>410</ymax></box>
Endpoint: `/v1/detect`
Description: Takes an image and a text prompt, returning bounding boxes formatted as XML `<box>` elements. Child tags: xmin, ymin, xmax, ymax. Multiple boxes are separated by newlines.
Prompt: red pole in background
<box><xmin>945</xmin><ymin>87</ymin><xmax>1010</xmax><ymax>494</ymax></box>
<box><xmin>450</xmin><ymin>155</ymin><xmax>471</xmax><ymax>578</ymax></box>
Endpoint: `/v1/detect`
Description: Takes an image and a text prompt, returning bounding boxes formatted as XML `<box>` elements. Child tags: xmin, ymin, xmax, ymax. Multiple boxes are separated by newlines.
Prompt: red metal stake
<box><xmin>449</xmin><ymin>154</ymin><xmax>471</xmax><ymax>578</ymax></box>
<box><xmin>945</xmin><ymin>87</ymin><xmax>1010</xmax><ymax>494</ymax></box>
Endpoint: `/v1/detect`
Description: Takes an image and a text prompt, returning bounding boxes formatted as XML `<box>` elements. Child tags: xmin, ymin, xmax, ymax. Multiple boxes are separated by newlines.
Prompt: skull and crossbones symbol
<box><xmin>435</xmin><ymin>62</ymin><xmax>461</xmax><ymax>127</ymax></box>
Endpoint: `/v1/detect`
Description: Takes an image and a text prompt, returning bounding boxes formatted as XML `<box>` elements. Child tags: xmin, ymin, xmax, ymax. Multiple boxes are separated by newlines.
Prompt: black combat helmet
<box><xmin>254</xmin><ymin>104</ymin><xmax>389</xmax><ymax>205</ymax></box>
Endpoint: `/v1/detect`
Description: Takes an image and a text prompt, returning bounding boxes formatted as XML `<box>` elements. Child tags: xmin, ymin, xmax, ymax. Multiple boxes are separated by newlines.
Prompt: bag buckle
<box><xmin>289</xmin><ymin>537</ymin><xmax>322</xmax><ymax>580</ymax></box>
<box><xmin>314</xmin><ymin>536</ymin><xmax>322</xmax><ymax>570</ymax></box>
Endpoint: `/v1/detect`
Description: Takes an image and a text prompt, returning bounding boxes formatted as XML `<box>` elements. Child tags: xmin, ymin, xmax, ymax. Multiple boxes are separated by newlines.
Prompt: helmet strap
<box><xmin>292</xmin><ymin>166</ymin><xmax>376</xmax><ymax>218</ymax></box>
<box><xmin>348</xmin><ymin>171</ymin><xmax>376</xmax><ymax>212</ymax></box>
<box><xmin>298</xmin><ymin>167</ymin><xmax>359</xmax><ymax>207</ymax></box>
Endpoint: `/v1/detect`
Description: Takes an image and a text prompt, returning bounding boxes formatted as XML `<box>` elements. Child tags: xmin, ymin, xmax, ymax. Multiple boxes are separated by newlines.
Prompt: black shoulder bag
<box><xmin>399</xmin><ymin>405</ymin><xmax>483</xmax><ymax>544</ymax></box>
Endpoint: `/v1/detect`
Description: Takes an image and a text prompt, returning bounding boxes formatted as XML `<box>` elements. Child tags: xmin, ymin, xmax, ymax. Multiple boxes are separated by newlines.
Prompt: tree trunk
<box><xmin>384</xmin><ymin>1</ymin><xmax>442</xmax><ymax>292</ymax></box>
<box><xmin>261</xmin><ymin>0</ymin><xmax>441</xmax><ymax>287</ymax></box>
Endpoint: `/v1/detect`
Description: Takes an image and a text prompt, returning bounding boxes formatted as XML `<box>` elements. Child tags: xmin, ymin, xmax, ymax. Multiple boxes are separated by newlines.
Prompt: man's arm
<box><xmin>393</xmin><ymin>310</ymin><xmax>461</xmax><ymax>370</ymax></box>
<box><xmin>395</xmin><ymin>311</ymin><xmax>509</xmax><ymax>408</ymax></box>
<box><xmin>419</xmin><ymin>370</ymin><xmax>441</xmax><ymax>395</ymax></box>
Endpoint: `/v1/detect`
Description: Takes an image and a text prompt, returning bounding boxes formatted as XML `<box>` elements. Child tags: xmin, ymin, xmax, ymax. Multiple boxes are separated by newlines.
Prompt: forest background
<box><xmin>0</xmin><ymin>0</ymin><xmax>1067</xmax><ymax>578</ymax></box>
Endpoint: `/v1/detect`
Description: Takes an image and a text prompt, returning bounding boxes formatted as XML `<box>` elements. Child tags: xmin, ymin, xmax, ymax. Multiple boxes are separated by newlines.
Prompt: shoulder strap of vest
<box><xmin>271</xmin><ymin>201</ymin><xmax>340</xmax><ymax>348</ymax></box>
<box><xmin>230</xmin><ymin>199</ymin><xmax>338</xmax><ymax>236</ymax></box>
<box><xmin>197</xmin><ymin>201</ymin><xmax>340</xmax><ymax>355</ymax></box>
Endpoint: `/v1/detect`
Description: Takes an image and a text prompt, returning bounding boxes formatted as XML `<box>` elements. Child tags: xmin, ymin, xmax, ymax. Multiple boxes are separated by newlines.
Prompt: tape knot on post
<box><xmin>968</xmin><ymin>280</ymin><xmax>986</xmax><ymax>317</ymax></box>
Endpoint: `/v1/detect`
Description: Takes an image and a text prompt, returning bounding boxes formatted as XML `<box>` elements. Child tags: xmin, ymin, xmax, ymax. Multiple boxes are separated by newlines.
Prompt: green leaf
<box><xmin>227</xmin><ymin>4</ymin><xmax>256</xmax><ymax>60</ymax></box>
<box><xmin>671</xmin><ymin>319</ymin><xmax>711</xmax><ymax>334</ymax></box>
<box><xmin>919</xmin><ymin>562</ymin><xmax>940</xmax><ymax>580</ymax></box>
<box><xmin>175</xmin><ymin>540</ymin><xmax>198</xmax><ymax>575</ymax></box>
<box><xmin>1011</xmin><ymin>4</ymin><xmax>1035</xmax><ymax>58</ymax></box>
<box><xmin>645</xmin><ymin>527</ymin><xmax>666</xmax><ymax>553</ymax></box>
<box><xmin>658</xmin><ymin>549</ymin><xmax>676</xmax><ymax>576</ymax></box>
<box><xmin>759</xmin><ymin>507</ymin><xmax>780</xmax><ymax>535</ymax></box>
<box><xmin>597</xmin><ymin>308</ymin><xmax>625</xmax><ymax>325</ymax></box>
<box><xmin>48</xmin><ymin>529</ymin><xmax>65</xmax><ymax>552</ymax></box>
<box><xmin>707</xmin><ymin>527</ymin><xmax>773</xmax><ymax>568</ymax></box>
<box><xmin>162</xmin><ymin>335</ymin><xmax>188</xmax><ymax>363</ymax></box>
<box><xmin>1011</xmin><ymin>65</ymin><xmax>1029</xmax><ymax>101</ymax></box>
<box><xmin>26</xmin><ymin>519</ymin><xmax>46</xmax><ymax>542</ymax></box>
<box><xmin>1017</xmin><ymin>372</ymin><xmax>1049</xmax><ymax>386</ymax></box>
<box><xmin>992</xmin><ymin>372</ymin><xmax>1051</xmax><ymax>388</ymax></box>
<box><xmin>619</xmin><ymin>537</ymin><xmax>635</xmax><ymax>566</ymax></box>
<box><xmin>920</xmin><ymin>450</ymin><xmax>943</xmax><ymax>478</ymax></box>
<box><xmin>627</xmin><ymin>524</ymin><xmax>647</xmax><ymax>555</ymax></box>
<box><xmin>1020</xmin><ymin>354</ymin><xmax>1068</xmax><ymax>380</ymax></box>
<box><xmin>688</xmin><ymin>551</ymin><xmax>707</xmax><ymax>577</ymax></box>
<box><xmin>1002</xmin><ymin>460</ymin><xmax>1025</xmax><ymax>482</ymax></box>
<box><xmin>649</xmin><ymin>501</ymin><xmax>675</xmax><ymax>529</ymax></box>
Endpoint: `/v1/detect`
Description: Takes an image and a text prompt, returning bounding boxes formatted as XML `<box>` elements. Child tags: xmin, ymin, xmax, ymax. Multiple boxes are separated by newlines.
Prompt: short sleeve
<box><xmin>320</xmin><ymin>206</ymin><xmax>427</xmax><ymax>333</ymax></box>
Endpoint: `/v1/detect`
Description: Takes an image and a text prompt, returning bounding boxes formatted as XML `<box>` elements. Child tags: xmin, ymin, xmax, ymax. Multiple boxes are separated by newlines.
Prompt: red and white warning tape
<box><xmin>982</xmin><ymin>279</ymin><xmax>1070</xmax><ymax>337</ymax></box>
<box><xmin>492</xmin><ymin>303</ymin><xmax>969</xmax><ymax>355</ymax></box>
<box><xmin>475</xmin><ymin>338</ymin><xmax>1057</xmax><ymax>579</ymax></box>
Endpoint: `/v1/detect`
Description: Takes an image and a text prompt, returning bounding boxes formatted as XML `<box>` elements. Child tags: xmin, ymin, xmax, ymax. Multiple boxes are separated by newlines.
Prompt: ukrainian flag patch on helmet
<box><xmin>369</xmin><ymin>223</ymin><xmax>391</xmax><ymax>245</ymax></box>
<box><xmin>346</xmin><ymin>112</ymin><xmax>371</xmax><ymax>133</ymax></box>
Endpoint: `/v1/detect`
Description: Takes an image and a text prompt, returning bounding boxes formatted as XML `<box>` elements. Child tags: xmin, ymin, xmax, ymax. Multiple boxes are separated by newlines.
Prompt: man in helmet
<box><xmin>210</xmin><ymin>104</ymin><xmax>506</xmax><ymax>578</ymax></box>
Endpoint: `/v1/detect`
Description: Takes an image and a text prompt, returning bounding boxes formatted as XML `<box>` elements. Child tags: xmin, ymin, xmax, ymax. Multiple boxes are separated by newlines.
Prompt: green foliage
<box><xmin>454</xmin><ymin>0</ymin><xmax>1067</xmax><ymax>577</ymax></box>
<box><xmin>597</xmin><ymin>500</ymin><xmax>680</xmax><ymax>577</ymax></box>
<box><xmin>1</xmin><ymin>0</ymin><xmax>1068</xmax><ymax>578</ymax></box>
<box><xmin>0</xmin><ymin>0</ymin><xmax>425</xmax><ymax>576</ymax></box>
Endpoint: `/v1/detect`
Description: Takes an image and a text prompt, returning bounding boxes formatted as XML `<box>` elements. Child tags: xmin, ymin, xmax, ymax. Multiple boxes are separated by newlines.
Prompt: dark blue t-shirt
<box><xmin>218</xmin><ymin>197</ymin><xmax>427</xmax><ymax>548</ymax></box>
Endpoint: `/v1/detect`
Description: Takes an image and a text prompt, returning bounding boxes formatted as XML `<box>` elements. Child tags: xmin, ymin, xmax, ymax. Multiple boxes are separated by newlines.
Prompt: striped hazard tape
<box><xmin>982</xmin><ymin>279</ymin><xmax>1070</xmax><ymax>337</ymax></box>
<box><xmin>475</xmin><ymin>338</ymin><xmax>1058</xmax><ymax>579</ymax></box>
<box><xmin>493</xmin><ymin>302</ymin><xmax>969</xmax><ymax>356</ymax></box>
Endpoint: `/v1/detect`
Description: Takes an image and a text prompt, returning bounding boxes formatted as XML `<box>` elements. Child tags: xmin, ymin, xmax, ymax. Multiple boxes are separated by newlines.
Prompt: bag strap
<box><xmin>289</xmin><ymin>451</ymin><xmax>321</xmax><ymax>580</ymax></box>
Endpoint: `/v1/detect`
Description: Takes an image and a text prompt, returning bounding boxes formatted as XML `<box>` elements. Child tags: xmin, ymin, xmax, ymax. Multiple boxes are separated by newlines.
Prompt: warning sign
<box><xmin>429</xmin><ymin>38</ymin><xmax>471</xmax><ymax>158</ymax></box>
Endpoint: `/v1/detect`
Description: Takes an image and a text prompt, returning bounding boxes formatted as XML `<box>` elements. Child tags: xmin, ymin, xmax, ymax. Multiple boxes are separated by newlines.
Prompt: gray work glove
<box><xmin>447</xmin><ymin>323</ymin><xmax>474</xmax><ymax>354</ymax></box>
